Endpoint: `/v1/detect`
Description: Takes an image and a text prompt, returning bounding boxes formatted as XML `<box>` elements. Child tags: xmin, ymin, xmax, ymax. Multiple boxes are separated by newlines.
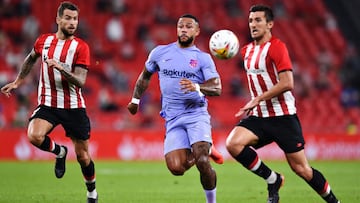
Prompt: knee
<box><xmin>167</xmin><ymin>162</ymin><xmax>186</xmax><ymax>176</ymax></box>
<box><xmin>225</xmin><ymin>135</ymin><xmax>244</xmax><ymax>156</ymax></box>
<box><xmin>27</xmin><ymin>132</ymin><xmax>45</xmax><ymax>146</ymax></box>
<box><xmin>76</xmin><ymin>151</ymin><xmax>91</xmax><ymax>167</ymax></box>
<box><xmin>195</xmin><ymin>155</ymin><xmax>210</xmax><ymax>172</ymax></box>
<box><xmin>168</xmin><ymin>166</ymin><xmax>186</xmax><ymax>176</ymax></box>
<box><xmin>291</xmin><ymin>164</ymin><xmax>312</xmax><ymax>179</ymax></box>
<box><xmin>225</xmin><ymin>136</ymin><xmax>234</xmax><ymax>152</ymax></box>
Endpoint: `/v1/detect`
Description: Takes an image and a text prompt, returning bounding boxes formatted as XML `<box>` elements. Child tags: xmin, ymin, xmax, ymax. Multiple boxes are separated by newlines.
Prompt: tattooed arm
<box><xmin>179</xmin><ymin>77</ymin><xmax>222</xmax><ymax>96</ymax></box>
<box><xmin>1</xmin><ymin>49</ymin><xmax>39</xmax><ymax>97</ymax></box>
<box><xmin>127</xmin><ymin>67</ymin><xmax>153</xmax><ymax>115</ymax></box>
<box><xmin>45</xmin><ymin>59</ymin><xmax>88</xmax><ymax>88</ymax></box>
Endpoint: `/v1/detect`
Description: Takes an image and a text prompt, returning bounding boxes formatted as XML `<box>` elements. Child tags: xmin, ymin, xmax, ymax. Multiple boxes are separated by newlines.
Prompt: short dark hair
<box><xmin>57</xmin><ymin>1</ymin><xmax>79</xmax><ymax>17</ymax></box>
<box><xmin>180</xmin><ymin>14</ymin><xmax>199</xmax><ymax>24</ymax></box>
<box><xmin>249</xmin><ymin>4</ymin><xmax>274</xmax><ymax>22</ymax></box>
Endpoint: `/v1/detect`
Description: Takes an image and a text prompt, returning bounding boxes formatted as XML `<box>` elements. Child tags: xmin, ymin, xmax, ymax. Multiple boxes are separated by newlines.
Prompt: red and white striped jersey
<box><xmin>241</xmin><ymin>36</ymin><xmax>296</xmax><ymax>117</ymax></box>
<box><xmin>33</xmin><ymin>33</ymin><xmax>90</xmax><ymax>109</ymax></box>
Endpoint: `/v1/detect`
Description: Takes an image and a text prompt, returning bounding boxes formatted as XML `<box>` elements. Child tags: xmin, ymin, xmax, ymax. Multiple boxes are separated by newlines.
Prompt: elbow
<box><xmin>288</xmin><ymin>81</ymin><xmax>294</xmax><ymax>90</ymax></box>
<box><xmin>215</xmin><ymin>88</ymin><xmax>222</xmax><ymax>96</ymax></box>
<box><xmin>78</xmin><ymin>78</ymin><xmax>87</xmax><ymax>88</ymax></box>
<box><xmin>212</xmin><ymin>78</ymin><xmax>222</xmax><ymax>96</ymax></box>
<box><xmin>76</xmin><ymin>81</ymin><xmax>85</xmax><ymax>88</ymax></box>
<box><xmin>206</xmin><ymin>88</ymin><xmax>221</xmax><ymax>96</ymax></box>
<box><xmin>285</xmin><ymin>83</ymin><xmax>294</xmax><ymax>92</ymax></box>
<box><xmin>281</xmin><ymin>77</ymin><xmax>294</xmax><ymax>92</ymax></box>
<box><xmin>212</xmin><ymin>88</ymin><xmax>222</xmax><ymax>96</ymax></box>
<box><xmin>214</xmin><ymin>82</ymin><xmax>222</xmax><ymax>96</ymax></box>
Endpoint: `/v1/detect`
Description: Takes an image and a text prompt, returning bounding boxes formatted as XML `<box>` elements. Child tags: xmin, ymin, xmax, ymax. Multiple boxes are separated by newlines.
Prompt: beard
<box><xmin>61</xmin><ymin>27</ymin><xmax>75</xmax><ymax>38</ymax></box>
<box><xmin>178</xmin><ymin>35</ymin><xmax>194</xmax><ymax>47</ymax></box>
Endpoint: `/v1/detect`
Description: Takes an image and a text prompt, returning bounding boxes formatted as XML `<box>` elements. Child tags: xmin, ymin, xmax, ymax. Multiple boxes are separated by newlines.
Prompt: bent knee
<box><xmin>27</xmin><ymin>132</ymin><xmax>45</xmax><ymax>146</ymax></box>
<box><xmin>168</xmin><ymin>166</ymin><xmax>186</xmax><ymax>176</ymax></box>
<box><xmin>225</xmin><ymin>136</ymin><xmax>235</xmax><ymax>151</ymax></box>
<box><xmin>226</xmin><ymin>135</ymin><xmax>245</xmax><ymax>156</ymax></box>
<box><xmin>195</xmin><ymin>155</ymin><xmax>211</xmax><ymax>171</ymax></box>
<box><xmin>76</xmin><ymin>152</ymin><xmax>91</xmax><ymax>167</ymax></box>
<box><xmin>166</xmin><ymin>162</ymin><xmax>187</xmax><ymax>176</ymax></box>
<box><xmin>226</xmin><ymin>128</ymin><xmax>256</xmax><ymax>156</ymax></box>
<box><xmin>291</xmin><ymin>165</ymin><xmax>312</xmax><ymax>179</ymax></box>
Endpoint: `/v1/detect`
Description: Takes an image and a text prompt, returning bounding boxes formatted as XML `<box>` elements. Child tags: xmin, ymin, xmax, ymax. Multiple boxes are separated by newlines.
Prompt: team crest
<box><xmin>189</xmin><ymin>59</ymin><xmax>198</xmax><ymax>68</ymax></box>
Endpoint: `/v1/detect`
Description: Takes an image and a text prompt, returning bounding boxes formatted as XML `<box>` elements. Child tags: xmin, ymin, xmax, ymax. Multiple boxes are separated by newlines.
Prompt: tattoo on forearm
<box><xmin>200</xmin><ymin>86</ymin><xmax>221</xmax><ymax>96</ymax></box>
<box><xmin>200</xmin><ymin>78</ymin><xmax>222</xmax><ymax>96</ymax></box>
<box><xmin>132</xmin><ymin>69</ymin><xmax>153</xmax><ymax>98</ymax></box>
<box><xmin>134</xmin><ymin>79</ymin><xmax>149</xmax><ymax>98</ymax></box>
<box><xmin>18</xmin><ymin>55</ymin><xmax>36</xmax><ymax>79</ymax></box>
<box><xmin>60</xmin><ymin>69</ymin><xmax>83</xmax><ymax>87</ymax></box>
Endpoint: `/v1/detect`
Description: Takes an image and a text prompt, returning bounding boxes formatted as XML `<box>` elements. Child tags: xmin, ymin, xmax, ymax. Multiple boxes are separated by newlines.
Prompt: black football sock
<box><xmin>307</xmin><ymin>168</ymin><xmax>339</xmax><ymax>202</ymax></box>
<box><xmin>82</xmin><ymin>160</ymin><xmax>96</xmax><ymax>192</ymax></box>
<box><xmin>38</xmin><ymin>135</ymin><xmax>61</xmax><ymax>155</ymax></box>
<box><xmin>234</xmin><ymin>146</ymin><xmax>272</xmax><ymax>179</ymax></box>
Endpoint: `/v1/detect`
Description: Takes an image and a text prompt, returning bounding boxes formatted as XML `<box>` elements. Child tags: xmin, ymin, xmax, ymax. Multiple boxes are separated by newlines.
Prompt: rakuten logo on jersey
<box><xmin>163</xmin><ymin>69</ymin><xmax>196</xmax><ymax>79</ymax></box>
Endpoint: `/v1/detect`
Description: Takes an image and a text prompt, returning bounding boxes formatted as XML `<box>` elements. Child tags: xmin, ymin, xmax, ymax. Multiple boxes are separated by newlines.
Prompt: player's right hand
<box><xmin>235</xmin><ymin>97</ymin><xmax>260</xmax><ymax>117</ymax></box>
<box><xmin>127</xmin><ymin>102</ymin><xmax>139</xmax><ymax>115</ymax></box>
<box><xmin>1</xmin><ymin>82</ymin><xmax>18</xmax><ymax>97</ymax></box>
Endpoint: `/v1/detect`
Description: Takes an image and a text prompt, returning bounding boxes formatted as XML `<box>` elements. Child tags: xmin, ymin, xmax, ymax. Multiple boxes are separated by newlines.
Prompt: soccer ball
<box><xmin>209</xmin><ymin>29</ymin><xmax>239</xmax><ymax>59</ymax></box>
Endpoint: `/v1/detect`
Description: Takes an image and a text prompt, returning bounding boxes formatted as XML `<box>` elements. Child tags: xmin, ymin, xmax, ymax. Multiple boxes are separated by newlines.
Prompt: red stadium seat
<box><xmin>0</xmin><ymin>0</ymin><xmax>350</xmax><ymax>134</ymax></box>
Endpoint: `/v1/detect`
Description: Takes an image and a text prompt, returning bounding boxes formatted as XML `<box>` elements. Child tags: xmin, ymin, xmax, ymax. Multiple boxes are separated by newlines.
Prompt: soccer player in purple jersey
<box><xmin>127</xmin><ymin>14</ymin><xmax>222</xmax><ymax>203</ymax></box>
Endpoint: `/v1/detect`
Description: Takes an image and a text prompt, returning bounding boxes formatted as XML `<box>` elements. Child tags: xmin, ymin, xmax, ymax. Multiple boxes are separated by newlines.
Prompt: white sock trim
<box><xmin>266</xmin><ymin>171</ymin><xmax>277</xmax><ymax>184</ymax></box>
<box><xmin>320</xmin><ymin>184</ymin><xmax>331</xmax><ymax>197</ymax></box>
<box><xmin>56</xmin><ymin>146</ymin><xmax>65</xmax><ymax>158</ymax></box>
<box><xmin>87</xmin><ymin>189</ymin><xmax>97</xmax><ymax>198</ymax></box>
<box><xmin>50</xmin><ymin>141</ymin><xmax>55</xmax><ymax>151</ymax></box>
<box><xmin>85</xmin><ymin>178</ymin><xmax>96</xmax><ymax>184</ymax></box>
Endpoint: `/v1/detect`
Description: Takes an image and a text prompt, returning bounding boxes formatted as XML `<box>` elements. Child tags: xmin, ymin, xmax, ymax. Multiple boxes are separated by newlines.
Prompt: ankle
<box><xmin>56</xmin><ymin>146</ymin><xmax>66</xmax><ymax>158</ymax></box>
<box><xmin>87</xmin><ymin>189</ymin><xmax>97</xmax><ymax>198</ymax></box>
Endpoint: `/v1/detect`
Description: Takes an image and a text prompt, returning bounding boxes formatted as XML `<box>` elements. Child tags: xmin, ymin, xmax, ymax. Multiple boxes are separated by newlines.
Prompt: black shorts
<box><xmin>237</xmin><ymin>114</ymin><xmax>305</xmax><ymax>153</ymax></box>
<box><xmin>29</xmin><ymin>105</ymin><xmax>91</xmax><ymax>140</ymax></box>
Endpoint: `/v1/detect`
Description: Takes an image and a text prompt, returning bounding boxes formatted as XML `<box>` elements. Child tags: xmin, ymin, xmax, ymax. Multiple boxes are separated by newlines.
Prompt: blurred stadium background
<box><xmin>0</xmin><ymin>0</ymin><xmax>360</xmax><ymax>161</ymax></box>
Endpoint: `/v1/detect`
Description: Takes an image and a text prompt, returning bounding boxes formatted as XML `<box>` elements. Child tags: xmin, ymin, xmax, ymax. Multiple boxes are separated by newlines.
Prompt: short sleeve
<box><xmin>145</xmin><ymin>46</ymin><xmax>160</xmax><ymax>73</ymax></box>
<box><xmin>201</xmin><ymin>53</ymin><xmax>219</xmax><ymax>80</ymax></box>
<box><xmin>33</xmin><ymin>35</ymin><xmax>44</xmax><ymax>55</ymax></box>
<box><xmin>269</xmin><ymin>40</ymin><xmax>292</xmax><ymax>72</ymax></box>
<box><xmin>75</xmin><ymin>41</ymin><xmax>90</xmax><ymax>67</ymax></box>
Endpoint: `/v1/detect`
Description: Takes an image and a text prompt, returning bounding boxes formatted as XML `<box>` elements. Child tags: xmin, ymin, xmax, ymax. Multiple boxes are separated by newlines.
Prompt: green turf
<box><xmin>0</xmin><ymin>160</ymin><xmax>358</xmax><ymax>202</ymax></box>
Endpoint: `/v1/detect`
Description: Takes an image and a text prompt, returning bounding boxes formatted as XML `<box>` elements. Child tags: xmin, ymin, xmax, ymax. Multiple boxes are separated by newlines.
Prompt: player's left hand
<box><xmin>179</xmin><ymin>78</ymin><xmax>196</xmax><ymax>94</ymax></box>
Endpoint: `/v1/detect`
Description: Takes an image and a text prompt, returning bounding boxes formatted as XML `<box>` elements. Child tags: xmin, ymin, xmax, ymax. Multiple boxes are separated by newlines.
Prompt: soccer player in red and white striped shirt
<box><xmin>225</xmin><ymin>4</ymin><xmax>340</xmax><ymax>203</ymax></box>
<box><xmin>1</xmin><ymin>2</ymin><xmax>98</xmax><ymax>202</ymax></box>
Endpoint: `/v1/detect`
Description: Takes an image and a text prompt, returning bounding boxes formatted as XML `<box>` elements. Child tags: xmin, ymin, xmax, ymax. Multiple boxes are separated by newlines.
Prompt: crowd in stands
<box><xmin>0</xmin><ymin>0</ymin><xmax>360</xmax><ymax>135</ymax></box>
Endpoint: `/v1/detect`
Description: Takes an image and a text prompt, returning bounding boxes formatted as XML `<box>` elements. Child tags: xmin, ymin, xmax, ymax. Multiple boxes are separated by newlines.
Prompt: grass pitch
<box><xmin>0</xmin><ymin>160</ymin><xmax>358</xmax><ymax>202</ymax></box>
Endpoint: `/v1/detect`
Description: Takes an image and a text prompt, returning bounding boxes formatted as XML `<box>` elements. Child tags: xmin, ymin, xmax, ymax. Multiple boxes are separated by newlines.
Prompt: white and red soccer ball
<box><xmin>209</xmin><ymin>29</ymin><xmax>239</xmax><ymax>59</ymax></box>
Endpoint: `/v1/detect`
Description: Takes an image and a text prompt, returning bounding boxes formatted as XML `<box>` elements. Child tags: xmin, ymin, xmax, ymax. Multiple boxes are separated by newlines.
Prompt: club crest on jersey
<box><xmin>189</xmin><ymin>59</ymin><xmax>198</xmax><ymax>68</ymax></box>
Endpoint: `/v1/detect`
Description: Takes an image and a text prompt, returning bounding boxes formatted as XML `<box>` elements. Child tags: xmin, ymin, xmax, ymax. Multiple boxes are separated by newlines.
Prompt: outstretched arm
<box><xmin>127</xmin><ymin>67</ymin><xmax>153</xmax><ymax>115</ymax></box>
<box><xmin>180</xmin><ymin>77</ymin><xmax>222</xmax><ymax>96</ymax></box>
<box><xmin>1</xmin><ymin>49</ymin><xmax>39</xmax><ymax>97</ymax></box>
